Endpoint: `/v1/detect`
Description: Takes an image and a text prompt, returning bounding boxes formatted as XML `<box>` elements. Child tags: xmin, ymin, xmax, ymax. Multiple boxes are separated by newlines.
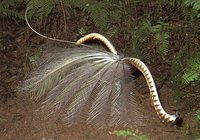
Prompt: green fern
<box><xmin>133</xmin><ymin>19</ymin><xmax>169</xmax><ymax>60</ymax></box>
<box><xmin>0</xmin><ymin>0</ymin><xmax>113</xmax><ymax>28</ymax></box>
<box><xmin>182</xmin><ymin>54</ymin><xmax>200</xmax><ymax>84</ymax></box>
<box><xmin>84</xmin><ymin>0</ymin><xmax>108</xmax><ymax>28</ymax></box>
<box><xmin>183</xmin><ymin>0</ymin><xmax>200</xmax><ymax>19</ymax></box>
<box><xmin>171</xmin><ymin>45</ymin><xmax>188</xmax><ymax>85</ymax></box>
<box><xmin>156</xmin><ymin>32</ymin><xmax>169</xmax><ymax>56</ymax></box>
<box><xmin>26</xmin><ymin>0</ymin><xmax>57</xmax><ymax>19</ymax></box>
<box><xmin>25</xmin><ymin>0</ymin><xmax>122</xmax><ymax>33</ymax></box>
<box><xmin>63</xmin><ymin>0</ymin><xmax>110</xmax><ymax>28</ymax></box>
<box><xmin>151</xmin><ymin>22</ymin><xmax>169</xmax><ymax>57</ymax></box>
<box><xmin>0</xmin><ymin>0</ymin><xmax>58</xmax><ymax>20</ymax></box>
<box><xmin>0</xmin><ymin>0</ymin><xmax>25</xmax><ymax>20</ymax></box>
<box><xmin>184</xmin><ymin>0</ymin><xmax>200</xmax><ymax>11</ymax></box>
<box><xmin>159</xmin><ymin>0</ymin><xmax>200</xmax><ymax>20</ymax></box>
<box><xmin>133</xmin><ymin>19</ymin><xmax>151</xmax><ymax>60</ymax></box>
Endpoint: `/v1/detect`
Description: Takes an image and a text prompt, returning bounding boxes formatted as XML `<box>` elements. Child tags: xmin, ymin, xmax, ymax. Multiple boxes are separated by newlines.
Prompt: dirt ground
<box><xmin>0</xmin><ymin>21</ymin><xmax>200</xmax><ymax>140</ymax></box>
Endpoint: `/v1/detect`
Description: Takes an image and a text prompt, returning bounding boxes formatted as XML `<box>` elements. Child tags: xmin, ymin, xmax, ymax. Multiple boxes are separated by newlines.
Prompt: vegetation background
<box><xmin>0</xmin><ymin>0</ymin><xmax>200</xmax><ymax>139</ymax></box>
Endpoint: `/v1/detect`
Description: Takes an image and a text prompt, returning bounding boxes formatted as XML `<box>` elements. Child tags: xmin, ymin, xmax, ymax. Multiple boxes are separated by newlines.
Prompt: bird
<box><xmin>20</xmin><ymin>7</ymin><xmax>181</xmax><ymax>129</ymax></box>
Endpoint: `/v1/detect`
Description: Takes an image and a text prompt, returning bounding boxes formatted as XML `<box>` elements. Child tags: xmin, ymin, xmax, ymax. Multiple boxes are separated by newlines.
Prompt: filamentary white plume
<box><xmin>20</xmin><ymin>47</ymin><xmax>146</xmax><ymax>128</ymax></box>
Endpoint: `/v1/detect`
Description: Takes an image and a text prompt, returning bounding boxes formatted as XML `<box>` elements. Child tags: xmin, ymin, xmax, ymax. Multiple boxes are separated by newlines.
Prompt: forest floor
<box><xmin>0</xmin><ymin>20</ymin><xmax>200</xmax><ymax>140</ymax></box>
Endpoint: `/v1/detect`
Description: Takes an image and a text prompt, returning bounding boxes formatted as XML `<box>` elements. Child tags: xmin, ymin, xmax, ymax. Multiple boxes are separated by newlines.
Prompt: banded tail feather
<box><xmin>122</xmin><ymin>58</ymin><xmax>180</xmax><ymax>124</ymax></box>
<box><xmin>76</xmin><ymin>33</ymin><xmax>117</xmax><ymax>55</ymax></box>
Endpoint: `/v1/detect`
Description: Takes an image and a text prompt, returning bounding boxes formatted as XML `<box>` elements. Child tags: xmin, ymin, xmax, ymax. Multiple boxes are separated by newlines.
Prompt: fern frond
<box><xmin>63</xmin><ymin>0</ymin><xmax>110</xmax><ymax>28</ymax></box>
<box><xmin>133</xmin><ymin>19</ymin><xmax>151</xmax><ymax>59</ymax></box>
<box><xmin>183</xmin><ymin>0</ymin><xmax>200</xmax><ymax>19</ymax></box>
<box><xmin>107</xmin><ymin>6</ymin><xmax>122</xmax><ymax>24</ymax></box>
<box><xmin>26</xmin><ymin>0</ymin><xmax>119</xmax><ymax>29</ymax></box>
<box><xmin>156</xmin><ymin>32</ymin><xmax>169</xmax><ymax>56</ymax></box>
<box><xmin>0</xmin><ymin>8</ymin><xmax>24</xmax><ymax>19</ymax></box>
<box><xmin>0</xmin><ymin>0</ymin><xmax>24</xmax><ymax>19</ymax></box>
<box><xmin>185</xmin><ymin>0</ymin><xmax>200</xmax><ymax>10</ymax></box>
<box><xmin>27</xmin><ymin>0</ymin><xmax>57</xmax><ymax>19</ymax></box>
<box><xmin>83</xmin><ymin>0</ymin><xmax>109</xmax><ymax>28</ymax></box>
<box><xmin>171</xmin><ymin>46</ymin><xmax>188</xmax><ymax>85</ymax></box>
<box><xmin>182</xmin><ymin>54</ymin><xmax>200</xmax><ymax>84</ymax></box>
<box><xmin>151</xmin><ymin>22</ymin><xmax>169</xmax><ymax>57</ymax></box>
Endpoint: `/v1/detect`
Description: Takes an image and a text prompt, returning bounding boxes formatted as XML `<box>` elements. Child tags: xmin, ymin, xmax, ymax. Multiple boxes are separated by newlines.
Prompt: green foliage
<box><xmin>26</xmin><ymin>0</ymin><xmax>119</xmax><ymax>28</ymax></box>
<box><xmin>182</xmin><ymin>54</ymin><xmax>200</xmax><ymax>84</ymax></box>
<box><xmin>112</xmin><ymin>130</ymin><xmax>132</xmax><ymax>137</ymax></box>
<box><xmin>133</xmin><ymin>19</ymin><xmax>151</xmax><ymax>60</ymax></box>
<box><xmin>110</xmin><ymin>129</ymin><xmax>149</xmax><ymax>140</ymax></box>
<box><xmin>171</xmin><ymin>45</ymin><xmax>200</xmax><ymax>92</ymax></box>
<box><xmin>78</xmin><ymin>27</ymin><xmax>90</xmax><ymax>36</ymax></box>
<box><xmin>63</xmin><ymin>0</ymin><xmax>121</xmax><ymax>28</ymax></box>
<box><xmin>133</xmin><ymin>19</ymin><xmax>169</xmax><ymax>60</ymax></box>
<box><xmin>29</xmin><ymin>54</ymin><xmax>40</xmax><ymax>65</ymax></box>
<box><xmin>184</xmin><ymin>0</ymin><xmax>200</xmax><ymax>18</ymax></box>
<box><xmin>195</xmin><ymin>110</ymin><xmax>200</xmax><ymax>123</ymax></box>
<box><xmin>154</xmin><ymin>0</ymin><xmax>200</xmax><ymax>92</ymax></box>
<box><xmin>158</xmin><ymin>0</ymin><xmax>200</xmax><ymax>21</ymax></box>
<box><xmin>0</xmin><ymin>0</ymin><xmax>25</xmax><ymax>20</ymax></box>
<box><xmin>171</xmin><ymin>46</ymin><xmax>188</xmax><ymax>87</ymax></box>
<box><xmin>151</xmin><ymin>22</ymin><xmax>169</xmax><ymax>57</ymax></box>
<box><xmin>0</xmin><ymin>0</ymin><xmax>118</xmax><ymax>28</ymax></box>
<box><xmin>26</xmin><ymin>0</ymin><xmax>57</xmax><ymax>19</ymax></box>
<box><xmin>82</xmin><ymin>0</ymin><xmax>108</xmax><ymax>28</ymax></box>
